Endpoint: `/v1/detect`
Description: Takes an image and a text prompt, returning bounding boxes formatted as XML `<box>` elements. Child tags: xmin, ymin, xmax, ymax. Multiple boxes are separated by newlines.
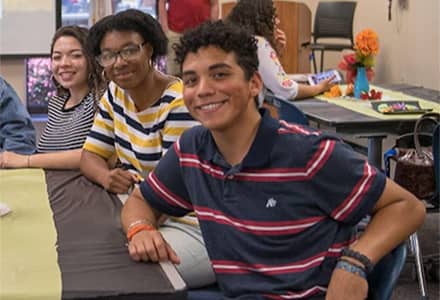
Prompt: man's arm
<box><xmin>326</xmin><ymin>178</ymin><xmax>426</xmax><ymax>300</ymax></box>
<box><xmin>350</xmin><ymin>178</ymin><xmax>425</xmax><ymax>263</ymax></box>
<box><xmin>210</xmin><ymin>0</ymin><xmax>219</xmax><ymax>20</ymax></box>
<box><xmin>121</xmin><ymin>186</ymin><xmax>180</xmax><ymax>263</ymax></box>
<box><xmin>157</xmin><ymin>0</ymin><xmax>169</xmax><ymax>32</ymax></box>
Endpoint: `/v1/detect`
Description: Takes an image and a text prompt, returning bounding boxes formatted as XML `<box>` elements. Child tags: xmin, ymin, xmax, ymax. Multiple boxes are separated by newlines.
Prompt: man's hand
<box><xmin>104</xmin><ymin>168</ymin><xmax>138</xmax><ymax>194</ymax></box>
<box><xmin>325</xmin><ymin>267</ymin><xmax>368</xmax><ymax>300</ymax></box>
<box><xmin>0</xmin><ymin>151</ymin><xmax>27</xmax><ymax>168</ymax></box>
<box><xmin>128</xmin><ymin>229</ymin><xmax>180</xmax><ymax>264</ymax></box>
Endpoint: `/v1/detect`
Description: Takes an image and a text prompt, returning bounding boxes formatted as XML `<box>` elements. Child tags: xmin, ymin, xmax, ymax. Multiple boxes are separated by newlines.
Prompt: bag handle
<box><xmin>414</xmin><ymin>112</ymin><xmax>440</xmax><ymax>155</ymax></box>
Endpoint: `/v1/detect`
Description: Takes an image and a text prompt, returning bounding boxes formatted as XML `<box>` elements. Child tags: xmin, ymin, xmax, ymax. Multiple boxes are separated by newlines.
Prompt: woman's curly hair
<box><xmin>87</xmin><ymin>9</ymin><xmax>167</xmax><ymax>63</ymax></box>
<box><xmin>226</xmin><ymin>0</ymin><xmax>277</xmax><ymax>50</ymax></box>
<box><xmin>174</xmin><ymin>20</ymin><xmax>258</xmax><ymax>80</ymax></box>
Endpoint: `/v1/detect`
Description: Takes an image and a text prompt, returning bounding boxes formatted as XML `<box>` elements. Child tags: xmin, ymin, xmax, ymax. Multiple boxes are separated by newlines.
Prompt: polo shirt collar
<box><xmin>242</xmin><ymin>108</ymin><xmax>279</xmax><ymax>168</ymax></box>
<box><xmin>205</xmin><ymin>108</ymin><xmax>279</xmax><ymax>169</ymax></box>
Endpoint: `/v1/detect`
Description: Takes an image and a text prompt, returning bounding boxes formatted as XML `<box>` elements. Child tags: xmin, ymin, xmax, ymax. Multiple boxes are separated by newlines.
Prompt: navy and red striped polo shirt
<box><xmin>140</xmin><ymin>109</ymin><xmax>386</xmax><ymax>299</ymax></box>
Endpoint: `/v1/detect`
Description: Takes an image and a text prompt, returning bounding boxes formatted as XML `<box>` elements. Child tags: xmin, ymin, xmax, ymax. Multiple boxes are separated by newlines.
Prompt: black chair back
<box><xmin>306</xmin><ymin>1</ymin><xmax>357</xmax><ymax>72</ymax></box>
<box><xmin>313</xmin><ymin>1</ymin><xmax>357</xmax><ymax>44</ymax></box>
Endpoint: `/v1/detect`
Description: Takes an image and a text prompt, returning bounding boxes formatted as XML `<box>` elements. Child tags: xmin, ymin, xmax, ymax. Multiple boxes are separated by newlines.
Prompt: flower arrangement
<box><xmin>338</xmin><ymin>28</ymin><xmax>380</xmax><ymax>84</ymax></box>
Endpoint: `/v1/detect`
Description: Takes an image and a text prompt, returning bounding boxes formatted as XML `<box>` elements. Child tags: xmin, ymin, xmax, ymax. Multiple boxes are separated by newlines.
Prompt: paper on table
<box><xmin>0</xmin><ymin>202</ymin><xmax>12</xmax><ymax>216</ymax></box>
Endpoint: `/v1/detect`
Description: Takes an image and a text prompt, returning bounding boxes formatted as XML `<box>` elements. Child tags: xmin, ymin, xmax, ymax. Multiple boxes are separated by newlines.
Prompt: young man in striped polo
<box><xmin>121</xmin><ymin>20</ymin><xmax>425</xmax><ymax>300</ymax></box>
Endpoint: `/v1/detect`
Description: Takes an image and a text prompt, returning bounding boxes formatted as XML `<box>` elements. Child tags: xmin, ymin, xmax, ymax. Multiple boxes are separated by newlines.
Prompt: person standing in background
<box><xmin>158</xmin><ymin>0</ymin><xmax>219</xmax><ymax>76</ymax></box>
<box><xmin>0</xmin><ymin>75</ymin><xmax>36</xmax><ymax>156</ymax></box>
<box><xmin>0</xmin><ymin>26</ymin><xmax>105</xmax><ymax>169</ymax></box>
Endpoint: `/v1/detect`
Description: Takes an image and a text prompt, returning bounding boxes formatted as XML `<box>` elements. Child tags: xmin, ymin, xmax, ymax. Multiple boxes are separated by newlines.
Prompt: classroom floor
<box><xmin>392</xmin><ymin>212</ymin><xmax>439</xmax><ymax>300</ymax></box>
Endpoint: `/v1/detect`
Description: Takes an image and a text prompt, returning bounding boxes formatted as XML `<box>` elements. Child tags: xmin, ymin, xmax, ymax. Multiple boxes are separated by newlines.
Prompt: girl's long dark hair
<box><xmin>50</xmin><ymin>25</ymin><xmax>105</xmax><ymax>102</ymax></box>
<box><xmin>226</xmin><ymin>0</ymin><xmax>277</xmax><ymax>51</ymax></box>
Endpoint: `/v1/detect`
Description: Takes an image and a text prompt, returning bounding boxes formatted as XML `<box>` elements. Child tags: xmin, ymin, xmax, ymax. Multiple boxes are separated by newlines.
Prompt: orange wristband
<box><xmin>127</xmin><ymin>223</ymin><xmax>156</xmax><ymax>241</ymax></box>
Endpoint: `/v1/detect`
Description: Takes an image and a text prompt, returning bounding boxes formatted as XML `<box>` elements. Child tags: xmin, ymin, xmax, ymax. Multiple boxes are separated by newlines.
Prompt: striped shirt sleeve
<box><xmin>160</xmin><ymin>83</ymin><xmax>199</xmax><ymax>153</ymax></box>
<box><xmin>308</xmin><ymin>138</ymin><xmax>386</xmax><ymax>225</ymax></box>
<box><xmin>139</xmin><ymin>140</ymin><xmax>193</xmax><ymax>217</ymax></box>
<box><xmin>82</xmin><ymin>88</ymin><xmax>116</xmax><ymax>159</ymax></box>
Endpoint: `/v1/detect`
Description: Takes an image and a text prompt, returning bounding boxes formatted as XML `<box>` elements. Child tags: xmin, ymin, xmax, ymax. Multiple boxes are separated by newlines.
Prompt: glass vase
<box><xmin>354</xmin><ymin>67</ymin><xmax>370</xmax><ymax>99</ymax></box>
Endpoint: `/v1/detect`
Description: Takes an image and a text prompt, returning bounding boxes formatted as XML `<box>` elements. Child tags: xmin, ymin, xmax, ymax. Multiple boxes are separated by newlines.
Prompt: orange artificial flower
<box><xmin>323</xmin><ymin>85</ymin><xmax>342</xmax><ymax>98</ymax></box>
<box><xmin>354</xmin><ymin>29</ymin><xmax>379</xmax><ymax>57</ymax></box>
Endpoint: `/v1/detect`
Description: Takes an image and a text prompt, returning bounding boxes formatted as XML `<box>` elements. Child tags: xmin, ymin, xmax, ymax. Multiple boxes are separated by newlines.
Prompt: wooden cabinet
<box><xmin>221</xmin><ymin>0</ymin><xmax>311</xmax><ymax>74</ymax></box>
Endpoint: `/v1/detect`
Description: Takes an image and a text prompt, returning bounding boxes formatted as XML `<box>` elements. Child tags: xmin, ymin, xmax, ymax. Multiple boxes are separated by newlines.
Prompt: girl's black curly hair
<box><xmin>87</xmin><ymin>9</ymin><xmax>167</xmax><ymax>63</ymax></box>
<box><xmin>226</xmin><ymin>0</ymin><xmax>277</xmax><ymax>50</ymax></box>
<box><xmin>174</xmin><ymin>20</ymin><xmax>258</xmax><ymax>80</ymax></box>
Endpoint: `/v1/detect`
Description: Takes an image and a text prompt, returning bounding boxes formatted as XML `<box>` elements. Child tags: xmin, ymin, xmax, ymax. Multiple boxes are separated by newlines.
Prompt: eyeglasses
<box><xmin>97</xmin><ymin>42</ymin><xmax>146</xmax><ymax>67</ymax></box>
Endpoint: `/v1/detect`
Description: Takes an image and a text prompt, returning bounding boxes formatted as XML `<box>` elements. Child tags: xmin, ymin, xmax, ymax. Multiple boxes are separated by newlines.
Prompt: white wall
<box><xmin>221</xmin><ymin>0</ymin><xmax>440</xmax><ymax>90</ymax></box>
<box><xmin>0</xmin><ymin>58</ymin><xmax>26</xmax><ymax>102</ymax></box>
<box><xmin>1</xmin><ymin>0</ymin><xmax>439</xmax><ymax>105</ymax></box>
<box><xmin>303</xmin><ymin>0</ymin><xmax>440</xmax><ymax>90</ymax></box>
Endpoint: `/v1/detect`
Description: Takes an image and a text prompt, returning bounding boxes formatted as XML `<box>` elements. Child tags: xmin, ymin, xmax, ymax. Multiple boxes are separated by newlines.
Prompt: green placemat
<box><xmin>315</xmin><ymin>85</ymin><xmax>440</xmax><ymax>119</ymax></box>
<box><xmin>0</xmin><ymin>169</ymin><xmax>61</xmax><ymax>300</ymax></box>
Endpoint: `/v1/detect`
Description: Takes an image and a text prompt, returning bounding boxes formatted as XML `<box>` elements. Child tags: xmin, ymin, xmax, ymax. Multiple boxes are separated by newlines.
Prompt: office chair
<box><xmin>187</xmin><ymin>245</ymin><xmax>407</xmax><ymax>300</ymax></box>
<box><xmin>383</xmin><ymin>114</ymin><xmax>440</xmax><ymax>300</ymax></box>
<box><xmin>264</xmin><ymin>94</ymin><xmax>309</xmax><ymax>125</ymax></box>
<box><xmin>432</xmin><ymin>124</ymin><xmax>440</xmax><ymax>207</ymax></box>
<box><xmin>429</xmin><ymin>124</ymin><xmax>440</xmax><ymax>282</ymax></box>
<box><xmin>368</xmin><ymin>243</ymin><xmax>407</xmax><ymax>300</ymax></box>
<box><xmin>302</xmin><ymin>1</ymin><xmax>357</xmax><ymax>73</ymax></box>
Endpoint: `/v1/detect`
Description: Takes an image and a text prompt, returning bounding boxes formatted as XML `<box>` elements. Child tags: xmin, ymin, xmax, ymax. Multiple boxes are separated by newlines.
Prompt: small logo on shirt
<box><xmin>265</xmin><ymin>198</ymin><xmax>277</xmax><ymax>208</ymax></box>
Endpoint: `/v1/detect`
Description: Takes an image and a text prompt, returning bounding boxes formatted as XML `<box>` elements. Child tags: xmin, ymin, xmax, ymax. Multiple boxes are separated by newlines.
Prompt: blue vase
<box><xmin>354</xmin><ymin>67</ymin><xmax>370</xmax><ymax>99</ymax></box>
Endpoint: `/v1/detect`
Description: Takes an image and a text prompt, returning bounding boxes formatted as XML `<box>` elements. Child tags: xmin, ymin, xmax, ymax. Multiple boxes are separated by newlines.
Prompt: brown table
<box><xmin>0</xmin><ymin>169</ymin><xmax>186</xmax><ymax>300</ymax></box>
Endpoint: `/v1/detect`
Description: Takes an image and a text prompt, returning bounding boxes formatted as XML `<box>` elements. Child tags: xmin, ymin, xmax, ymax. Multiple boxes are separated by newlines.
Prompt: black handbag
<box><xmin>391</xmin><ymin>113</ymin><xmax>439</xmax><ymax>200</ymax></box>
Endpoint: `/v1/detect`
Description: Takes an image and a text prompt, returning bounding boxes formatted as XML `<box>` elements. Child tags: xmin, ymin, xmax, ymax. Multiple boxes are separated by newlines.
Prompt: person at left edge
<box><xmin>0</xmin><ymin>75</ymin><xmax>36</xmax><ymax>156</ymax></box>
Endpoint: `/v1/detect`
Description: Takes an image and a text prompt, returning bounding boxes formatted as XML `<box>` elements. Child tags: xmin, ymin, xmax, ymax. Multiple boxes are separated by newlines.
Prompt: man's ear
<box><xmin>249</xmin><ymin>71</ymin><xmax>263</xmax><ymax>98</ymax></box>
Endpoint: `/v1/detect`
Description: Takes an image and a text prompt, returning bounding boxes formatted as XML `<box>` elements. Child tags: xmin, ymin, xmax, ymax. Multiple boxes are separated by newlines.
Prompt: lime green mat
<box><xmin>0</xmin><ymin>169</ymin><xmax>61</xmax><ymax>300</ymax></box>
<box><xmin>315</xmin><ymin>85</ymin><xmax>440</xmax><ymax>119</ymax></box>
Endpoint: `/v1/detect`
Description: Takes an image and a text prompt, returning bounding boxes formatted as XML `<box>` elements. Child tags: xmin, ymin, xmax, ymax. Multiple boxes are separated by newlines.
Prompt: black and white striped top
<box><xmin>37</xmin><ymin>93</ymin><xmax>96</xmax><ymax>153</ymax></box>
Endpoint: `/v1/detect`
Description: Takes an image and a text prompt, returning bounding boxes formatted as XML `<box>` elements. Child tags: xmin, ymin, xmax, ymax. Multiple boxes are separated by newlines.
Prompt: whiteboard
<box><xmin>0</xmin><ymin>0</ymin><xmax>58</xmax><ymax>56</ymax></box>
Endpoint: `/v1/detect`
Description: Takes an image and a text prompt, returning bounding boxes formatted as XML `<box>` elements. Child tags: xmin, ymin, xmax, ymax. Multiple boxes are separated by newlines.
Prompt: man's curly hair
<box><xmin>87</xmin><ymin>9</ymin><xmax>167</xmax><ymax>63</ymax></box>
<box><xmin>174</xmin><ymin>20</ymin><xmax>258</xmax><ymax>80</ymax></box>
<box><xmin>226</xmin><ymin>0</ymin><xmax>276</xmax><ymax>51</ymax></box>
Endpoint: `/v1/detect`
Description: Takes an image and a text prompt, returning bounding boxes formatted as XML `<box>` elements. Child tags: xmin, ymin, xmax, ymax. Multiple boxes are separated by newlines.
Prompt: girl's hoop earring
<box><xmin>101</xmin><ymin>69</ymin><xmax>108</xmax><ymax>81</ymax></box>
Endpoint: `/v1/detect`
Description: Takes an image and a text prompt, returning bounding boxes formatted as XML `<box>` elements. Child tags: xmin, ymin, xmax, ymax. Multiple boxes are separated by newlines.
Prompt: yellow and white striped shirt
<box><xmin>83</xmin><ymin>79</ymin><xmax>199</xmax><ymax>179</ymax></box>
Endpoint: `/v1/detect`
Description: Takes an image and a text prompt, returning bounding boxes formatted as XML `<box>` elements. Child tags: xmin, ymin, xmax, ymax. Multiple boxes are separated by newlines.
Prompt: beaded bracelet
<box><xmin>127</xmin><ymin>223</ymin><xmax>156</xmax><ymax>242</ymax></box>
<box><xmin>335</xmin><ymin>259</ymin><xmax>367</xmax><ymax>280</ymax></box>
<box><xmin>341</xmin><ymin>248</ymin><xmax>374</xmax><ymax>274</ymax></box>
